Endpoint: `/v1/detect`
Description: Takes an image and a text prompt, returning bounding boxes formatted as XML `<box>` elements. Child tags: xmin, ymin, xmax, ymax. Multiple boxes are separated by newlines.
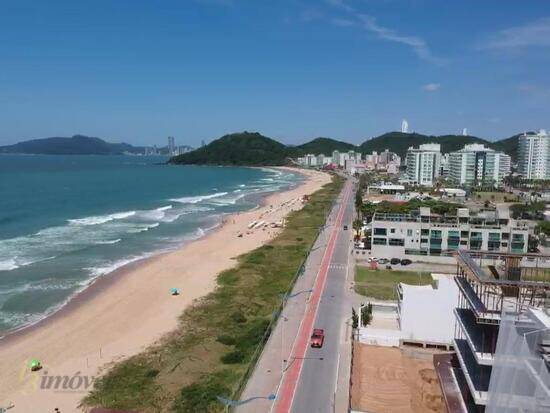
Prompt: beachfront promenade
<box><xmin>237</xmin><ymin>176</ymin><xmax>355</xmax><ymax>413</ymax></box>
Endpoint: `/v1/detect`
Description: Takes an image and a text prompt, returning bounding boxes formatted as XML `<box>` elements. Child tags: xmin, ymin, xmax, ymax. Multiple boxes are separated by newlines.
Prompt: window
<box><xmin>421</xmin><ymin>229</ymin><xmax>429</xmax><ymax>236</ymax></box>
<box><xmin>390</xmin><ymin>228</ymin><xmax>396</xmax><ymax>234</ymax></box>
<box><xmin>374</xmin><ymin>228</ymin><xmax>387</xmax><ymax>236</ymax></box>
<box><xmin>512</xmin><ymin>233</ymin><xmax>524</xmax><ymax>242</ymax></box>
<box><xmin>373</xmin><ymin>237</ymin><xmax>387</xmax><ymax>245</ymax></box>
<box><xmin>431</xmin><ymin>230</ymin><xmax>442</xmax><ymax>238</ymax></box>
<box><xmin>501</xmin><ymin>232</ymin><xmax>510</xmax><ymax>240</ymax></box>
<box><xmin>389</xmin><ymin>238</ymin><xmax>405</xmax><ymax>246</ymax></box>
<box><xmin>407</xmin><ymin>229</ymin><xmax>413</xmax><ymax>237</ymax></box>
<box><xmin>448</xmin><ymin>231</ymin><xmax>459</xmax><ymax>238</ymax></box>
<box><xmin>488</xmin><ymin>232</ymin><xmax>501</xmax><ymax>241</ymax></box>
<box><xmin>460</xmin><ymin>240</ymin><xmax>468</xmax><ymax>245</ymax></box>
<box><xmin>470</xmin><ymin>232</ymin><xmax>482</xmax><ymax>239</ymax></box>
<box><xmin>461</xmin><ymin>231</ymin><xmax>469</xmax><ymax>238</ymax></box>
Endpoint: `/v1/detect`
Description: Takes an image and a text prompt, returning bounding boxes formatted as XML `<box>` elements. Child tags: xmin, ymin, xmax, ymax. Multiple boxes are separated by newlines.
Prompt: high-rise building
<box><xmin>449</xmin><ymin>144</ymin><xmax>510</xmax><ymax>188</ymax></box>
<box><xmin>518</xmin><ymin>129</ymin><xmax>550</xmax><ymax>180</ymax></box>
<box><xmin>168</xmin><ymin>136</ymin><xmax>175</xmax><ymax>155</ymax></box>
<box><xmin>405</xmin><ymin>143</ymin><xmax>441</xmax><ymax>187</ymax></box>
<box><xmin>402</xmin><ymin>119</ymin><xmax>409</xmax><ymax>134</ymax></box>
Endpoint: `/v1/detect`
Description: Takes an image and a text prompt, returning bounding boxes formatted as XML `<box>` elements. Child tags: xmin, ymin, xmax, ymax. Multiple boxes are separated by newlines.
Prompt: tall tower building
<box><xmin>168</xmin><ymin>136</ymin><xmax>175</xmax><ymax>155</ymax></box>
<box><xmin>401</xmin><ymin>119</ymin><xmax>409</xmax><ymax>134</ymax></box>
<box><xmin>518</xmin><ymin>129</ymin><xmax>550</xmax><ymax>180</ymax></box>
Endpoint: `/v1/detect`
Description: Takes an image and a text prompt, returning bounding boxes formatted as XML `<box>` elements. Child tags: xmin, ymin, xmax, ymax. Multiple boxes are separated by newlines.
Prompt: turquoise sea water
<box><xmin>0</xmin><ymin>155</ymin><xmax>301</xmax><ymax>333</ymax></box>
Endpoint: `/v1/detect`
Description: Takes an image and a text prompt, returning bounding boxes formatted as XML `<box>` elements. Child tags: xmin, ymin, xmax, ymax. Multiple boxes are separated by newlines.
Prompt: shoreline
<box><xmin>0</xmin><ymin>166</ymin><xmax>330</xmax><ymax>412</ymax></box>
<box><xmin>0</xmin><ymin>166</ymin><xmax>305</xmax><ymax>342</ymax></box>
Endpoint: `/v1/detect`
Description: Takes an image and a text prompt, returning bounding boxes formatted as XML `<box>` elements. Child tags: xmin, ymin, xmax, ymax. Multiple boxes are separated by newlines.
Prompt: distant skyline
<box><xmin>1</xmin><ymin>0</ymin><xmax>549</xmax><ymax>147</ymax></box>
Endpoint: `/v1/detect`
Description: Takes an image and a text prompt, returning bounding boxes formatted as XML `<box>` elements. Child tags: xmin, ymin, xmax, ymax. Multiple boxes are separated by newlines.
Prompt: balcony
<box><xmin>454</xmin><ymin>308</ymin><xmax>498</xmax><ymax>365</ymax></box>
<box><xmin>453</xmin><ymin>339</ymin><xmax>491</xmax><ymax>406</ymax></box>
<box><xmin>455</xmin><ymin>276</ymin><xmax>505</xmax><ymax>324</ymax></box>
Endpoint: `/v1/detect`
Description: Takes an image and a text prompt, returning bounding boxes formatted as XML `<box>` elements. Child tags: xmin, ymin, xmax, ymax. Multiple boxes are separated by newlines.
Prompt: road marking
<box><xmin>272</xmin><ymin>180</ymin><xmax>353</xmax><ymax>413</ymax></box>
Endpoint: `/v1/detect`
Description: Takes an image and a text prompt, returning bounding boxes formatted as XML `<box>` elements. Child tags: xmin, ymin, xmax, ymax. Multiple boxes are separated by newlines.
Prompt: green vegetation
<box><xmin>510</xmin><ymin>201</ymin><xmax>546</xmax><ymax>220</ymax></box>
<box><xmin>473</xmin><ymin>191</ymin><xmax>519</xmax><ymax>203</ymax></box>
<box><xmin>359</xmin><ymin>132</ymin><xmax>488</xmax><ymax>159</ymax></box>
<box><xmin>361</xmin><ymin>198</ymin><xmax>462</xmax><ymax>218</ymax></box>
<box><xmin>536</xmin><ymin>221</ymin><xmax>550</xmax><ymax>237</ymax></box>
<box><xmin>169</xmin><ymin>132</ymin><xmax>292</xmax><ymax>166</ymax></box>
<box><xmin>0</xmin><ymin>135</ymin><xmax>145</xmax><ymax>155</ymax></box>
<box><xmin>168</xmin><ymin>130</ymin><xmax>521</xmax><ymax>167</ymax></box>
<box><xmin>354</xmin><ymin>267</ymin><xmax>433</xmax><ymax>300</ymax></box>
<box><xmin>84</xmin><ymin>176</ymin><xmax>343</xmax><ymax>413</ymax></box>
<box><xmin>293</xmin><ymin>137</ymin><xmax>357</xmax><ymax>156</ymax></box>
<box><xmin>358</xmin><ymin>131</ymin><xmax>519</xmax><ymax>160</ymax></box>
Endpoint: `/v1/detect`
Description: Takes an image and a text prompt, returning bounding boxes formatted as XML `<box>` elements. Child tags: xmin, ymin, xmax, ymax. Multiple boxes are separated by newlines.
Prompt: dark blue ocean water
<box><xmin>0</xmin><ymin>155</ymin><xmax>300</xmax><ymax>333</ymax></box>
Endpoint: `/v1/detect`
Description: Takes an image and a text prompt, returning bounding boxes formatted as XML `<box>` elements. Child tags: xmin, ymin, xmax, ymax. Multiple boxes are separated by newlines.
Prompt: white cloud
<box><xmin>478</xmin><ymin>17</ymin><xmax>550</xmax><ymax>49</ymax></box>
<box><xmin>358</xmin><ymin>15</ymin><xmax>445</xmax><ymax>65</ymax></box>
<box><xmin>331</xmin><ymin>18</ymin><xmax>356</xmax><ymax>27</ymax></box>
<box><xmin>325</xmin><ymin>0</ymin><xmax>355</xmax><ymax>13</ymax></box>
<box><xmin>422</xmin><ymin>83</ymin><xmax>441</xmax><ymax>92</ymax></box>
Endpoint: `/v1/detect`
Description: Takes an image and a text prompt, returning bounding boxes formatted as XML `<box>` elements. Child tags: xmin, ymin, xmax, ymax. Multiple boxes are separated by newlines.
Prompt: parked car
<box><xmin>400</xmin><ymin>259</ymin><xmax>412</xmax><ymax>266</ymax></box>
<box><xmin>368</xmin><ymin>257</ymin><xmax>378</xmax><ymax>263</ymax></box>
<box><xmin>378</xmin><ymin>258</ymin><xmax>389</xmax><ymax>264</ymax></box>
<box><xmin>390</xmin><ymin>258</ymin><xmax>401</xmax><ymax>265</ymax></box>
<box><xmin>310</xmin><ymin>328</ymin><xmax>325</xmax><ymax>348</ymax></box>
<box><xmin>343</xmin><ymin>225</ymin><xmax>348</xmax><ymax>230</ymax></box>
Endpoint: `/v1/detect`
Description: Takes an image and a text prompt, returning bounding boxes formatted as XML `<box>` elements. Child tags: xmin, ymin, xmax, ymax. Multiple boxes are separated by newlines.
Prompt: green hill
<box><xmin>491</xmin><ymin>133</ymin><xmax>521</xmax><ymax>161</ymax></box>
<box><xmin>0</xmin><ymin>135</ymin><xmax>145</xmax><ymax>155</ymax></box>
<box><xmin>169</xmin><ymin>132</ymin><xmax>292</xmax><ymax>166</ymax></box>
<box><xmin>359</xmin><ymin>132</ymin><xmax>490</xmax><ymax>158</ymax></box>
<box><xmin>293</xmin><ymin>137</ymin><xmax>357</xmax><ymax>156</ymax></box>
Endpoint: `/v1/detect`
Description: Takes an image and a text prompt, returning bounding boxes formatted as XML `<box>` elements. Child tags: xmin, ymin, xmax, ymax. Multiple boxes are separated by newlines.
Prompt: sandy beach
<box><xmin>0</xmin><ymin>167</ymin><xmax>331</xmax><ymax>412</ymax></box>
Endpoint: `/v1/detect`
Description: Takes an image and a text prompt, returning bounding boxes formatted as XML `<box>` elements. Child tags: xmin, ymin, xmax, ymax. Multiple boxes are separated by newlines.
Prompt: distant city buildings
<box><xmin>518</xmin><ymin>129</ymin><xmax>550</xmax><ymax>180</ymax></box>
<box><xmin>405</xmin><ymin>143</ymin><xmax>441</xmax><ymax>187</ymax></box>
<box><xmin>448</xmin><ymin>144</ymin><xmax>510</xmax><ymax>188</ymax></box>
<box><xmin>168</xmin><ymin>136</ymin><xmax>176</xmax><ymax>155</ymax></box>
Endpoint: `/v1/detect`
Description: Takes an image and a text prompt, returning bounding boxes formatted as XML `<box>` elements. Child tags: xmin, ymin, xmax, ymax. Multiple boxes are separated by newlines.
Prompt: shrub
<box><xmin>221</xmin><ymin>350</ymin><xmax>245</xmax><ymax>364</ymax></box>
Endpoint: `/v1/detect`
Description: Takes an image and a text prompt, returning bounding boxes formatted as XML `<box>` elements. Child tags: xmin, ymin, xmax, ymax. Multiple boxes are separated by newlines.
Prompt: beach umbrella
<box><xmin>28</xmin><ymin>359</ymin><xmax>41</xmax><ymax>371</ymax></box>
<box><xmin>170</xmin><ymin>288</ymin><xmax>179</xmax><ymax>296</ymax></box>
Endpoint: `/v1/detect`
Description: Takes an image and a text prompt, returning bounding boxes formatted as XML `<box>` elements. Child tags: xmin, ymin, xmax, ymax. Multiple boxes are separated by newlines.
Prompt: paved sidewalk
<box><xmin>236</xmin><ymin>181</ymin><xmax>351</xmax><ymax>413</ymax></box>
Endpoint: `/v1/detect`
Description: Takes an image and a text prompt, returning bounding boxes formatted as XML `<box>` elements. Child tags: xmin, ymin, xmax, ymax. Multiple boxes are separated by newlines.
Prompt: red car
<box><xmin>310</xmin><ymin>328</ymin><xmax>325</xmax><ymax>348</ymax></box>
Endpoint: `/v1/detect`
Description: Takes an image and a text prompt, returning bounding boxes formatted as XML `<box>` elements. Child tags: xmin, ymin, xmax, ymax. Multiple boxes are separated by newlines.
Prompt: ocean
<box><xmin>0</xmin><ymin>155</ymin><xmax>301</xmax><ymax>334</ymax></box>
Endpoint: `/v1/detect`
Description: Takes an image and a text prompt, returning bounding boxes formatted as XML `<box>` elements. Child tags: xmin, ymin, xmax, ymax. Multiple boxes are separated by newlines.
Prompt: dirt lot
<box><xmin>351</xmin><ymin>344</ymin><xmax>445</xmax><ymax>413</ymax></box>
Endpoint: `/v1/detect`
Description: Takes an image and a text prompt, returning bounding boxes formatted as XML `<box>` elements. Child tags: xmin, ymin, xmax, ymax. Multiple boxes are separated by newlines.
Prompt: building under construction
<box><xmin>436</xmin><ymin>250</ymin><xmax>550</xmax><ymax>413</ymax></box>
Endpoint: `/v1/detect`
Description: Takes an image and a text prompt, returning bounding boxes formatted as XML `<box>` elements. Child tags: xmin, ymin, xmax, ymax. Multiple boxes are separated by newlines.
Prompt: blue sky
<box><xmin>1</xmin><ymin>0</ymin><xmax>549</xmax><ymax>147</ymax></box>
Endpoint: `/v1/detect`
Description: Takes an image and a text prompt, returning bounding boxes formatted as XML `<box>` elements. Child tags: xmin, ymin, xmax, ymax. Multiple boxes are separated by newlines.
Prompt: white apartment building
<box><xmin>370</xmin><ymin>207</ymin><xmax>530</xmax><ymax>264</ymax></box>
<box><xmin>405</xmin><ymin>143</ymin><xmax>441</xmax><ymax>187</ymax></box>
<box><xmin>449</xmin><ymin>144</ymin><xmax>510</xmax><ymax>188</ymax></box>
<box><xmin>518</xmin><ymin>129</ymin><xmax>550</xmax><ymax>180</ymax></box>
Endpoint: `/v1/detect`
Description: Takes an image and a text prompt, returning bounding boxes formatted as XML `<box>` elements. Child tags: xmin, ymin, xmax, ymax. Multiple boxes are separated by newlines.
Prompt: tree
<box><xmin>351</xmin><ymin>308</ymin><xmax>358</xmax><ymax>329</ymax></box>
<box><xmin>355</xmin><ymin>188</ymin><xmax>364</xmax><ymax>217</ymax></box>
<box><xmin>353</xmin><ymin>218</ymin><xmax>363</xmax><ymax>238</ymax></box>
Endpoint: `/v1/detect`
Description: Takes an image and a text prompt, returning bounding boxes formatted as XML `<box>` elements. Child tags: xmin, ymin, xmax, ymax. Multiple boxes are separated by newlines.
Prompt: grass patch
<box><xmin>354</xmin><ymin>267</ymin><xmax>433</xmax><ymax>300</ymax></box>
<box><xmin>84</xmin><ymin>174</ymin><xmax>343</xmax><ymax>413</ymax></box>
<box><xmin>473</xmin><ymin>192</ymin><xmax>519</xmax><ymax>203</ymax></box>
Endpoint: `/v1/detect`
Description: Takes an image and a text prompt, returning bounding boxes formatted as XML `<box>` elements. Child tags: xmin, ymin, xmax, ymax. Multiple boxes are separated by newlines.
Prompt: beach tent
<box><xmin>170</xmin><ymin>288</ymin><xmax>179</xmax><ymax>296</ymax></box>
<box><xmin>29</xmin><ymin>359</ymin><xmax>42</xmax><ymax>371</ymax></box>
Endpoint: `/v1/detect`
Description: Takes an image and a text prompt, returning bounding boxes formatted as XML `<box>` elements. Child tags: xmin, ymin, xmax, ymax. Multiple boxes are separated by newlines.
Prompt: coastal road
<box><xmin>273</xmin><ymin>177</ymin><xmax>355</xmax><ymax>413</ymax></box>
<box><xmin>236</xmin><ymin>176</ymin><xmax>355</xmax><ymax>413</ymax></box>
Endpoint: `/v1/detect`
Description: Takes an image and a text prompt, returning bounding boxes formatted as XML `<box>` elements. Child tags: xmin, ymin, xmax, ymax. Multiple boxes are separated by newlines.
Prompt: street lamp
<box><xmin>282</xmin><ymin>356</ymin><xmax>324</xmax><ymax>372</ymax></box>
<box><xmin>217</xmin><ymin>393</ymin><xmax>276</xmax><ymax>413</ymax></box>
<box><xmin>278</xmin><ymin>289</ymin><xmax>313</xmax><ymax>375</ymax></box>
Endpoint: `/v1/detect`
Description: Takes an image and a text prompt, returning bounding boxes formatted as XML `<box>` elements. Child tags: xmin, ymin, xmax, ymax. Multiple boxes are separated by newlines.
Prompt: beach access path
<box><xmin>0</xmin><ymin>167</ymin><xmax>330</xmax><ymax>413</ymax></box>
